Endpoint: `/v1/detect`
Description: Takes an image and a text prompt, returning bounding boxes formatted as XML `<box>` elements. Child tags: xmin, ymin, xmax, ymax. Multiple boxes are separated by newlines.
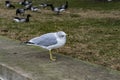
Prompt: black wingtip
<box><xmin>19</xmin><ymin>41</ymin><xmax>34</xmax><ymax>45</ymax></box>
<box><xmin>24</xmin><ymin>41</ymin><xmax>34</xmax><ymax>44</ymax></box>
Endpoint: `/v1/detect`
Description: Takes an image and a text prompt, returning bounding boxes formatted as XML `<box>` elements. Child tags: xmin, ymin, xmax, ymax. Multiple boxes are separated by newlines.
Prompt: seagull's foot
<box><xmin>49</xmin><ymin>50</ymin><xmax>56</xmax><ymax>61</ymax></box>
<box><xmin>50</xmin><ymin>57</ymin><xmax>56</xmax><ymax>61</ymax></box>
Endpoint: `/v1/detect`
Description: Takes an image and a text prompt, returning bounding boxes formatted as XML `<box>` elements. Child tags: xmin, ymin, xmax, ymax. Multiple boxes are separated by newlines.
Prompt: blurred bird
<box><xmin>19</xmin><ymin>0</ymin><xmax>32</xmax><ymax>6</ymax></box>
<box><xmin>39</xmin><ymin>3</ymin><xmax>52</xmax><ymax>8</ymax></box>
<box><xmin>5</xmin><ymin>0</ymin><xmax>15</xmax><ymax>8</ymax></box>
<box><xmin>13</xmin><ymin>14</ymin><xmax>31</xmax><ymax>22</ymax></box>
<box><xmin>25</xmin><ymin>4</ymin><xmax>39</xmax><ymax>12</ymax></box>
<box><xmin>49</xmin><ymin>4</ymin><xmax>65</xmax><ymax>15</ymax></box>
<box><xmin>61</xmin><ymin>1</ymin><xmax>68</xmax><ymax>10</ymax></box>
<box><xmin>30</xmin><ymin>6</ymin><xmax>39</xmax><ymax>12</ymax></box>
<box><xmin>16</xmin><ymin>8</ymin><xmax>26</xmax><ymax>16</ymax></box>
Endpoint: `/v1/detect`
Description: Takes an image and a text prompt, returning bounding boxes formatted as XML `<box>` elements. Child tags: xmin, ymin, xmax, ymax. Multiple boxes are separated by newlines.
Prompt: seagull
<box><xmin>13</xmin><ymin>14</ymin><xmax>31</xmax><ymax>22</ymax></box>
<box><xmin>25</xmin><ymin>31</ymin><xmax>67</xmax><ymax>61</ymax></box>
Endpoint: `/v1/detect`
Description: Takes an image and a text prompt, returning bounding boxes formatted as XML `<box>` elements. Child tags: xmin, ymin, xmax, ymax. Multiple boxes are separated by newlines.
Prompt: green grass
<box><xmin>39</xmin><ymin>0</ymin><xmax>120</xmax><ymax>10</ymax></box>
<box><xmin>0</xmin><ymin>0</ymin><xmax>120</xmax><ymax>71</ymax></box>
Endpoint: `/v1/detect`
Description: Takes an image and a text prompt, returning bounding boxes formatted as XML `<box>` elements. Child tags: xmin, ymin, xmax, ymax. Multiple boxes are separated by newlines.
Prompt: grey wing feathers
<box><xmin>29</xmin><ymin>33</ymin><xmax>57</xmax><ymax>47</ymax></box>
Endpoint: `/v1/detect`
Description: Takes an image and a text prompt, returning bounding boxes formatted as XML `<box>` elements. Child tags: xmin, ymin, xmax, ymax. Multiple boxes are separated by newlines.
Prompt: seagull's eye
<box><xmin>61</xmin><ymin>35</ymin><xmax>64</xmax><ymax>37</ymax></box>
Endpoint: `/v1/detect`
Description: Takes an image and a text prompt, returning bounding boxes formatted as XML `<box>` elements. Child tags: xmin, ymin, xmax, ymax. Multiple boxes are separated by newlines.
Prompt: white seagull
<box><xmin>26</xmin><ymin>31</ymin><xmax>67</xmax><ymax>61</ymax></box>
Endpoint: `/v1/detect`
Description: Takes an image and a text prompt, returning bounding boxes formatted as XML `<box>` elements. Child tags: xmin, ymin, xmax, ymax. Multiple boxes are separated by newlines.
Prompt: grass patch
<box><xmin>0</xmin><ymin>0</ymin><xmax>120</xmax><ymax>71</ymax></box>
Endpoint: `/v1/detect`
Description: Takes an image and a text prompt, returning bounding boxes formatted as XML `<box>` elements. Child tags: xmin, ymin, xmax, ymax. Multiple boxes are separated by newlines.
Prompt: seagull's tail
<box><xmin>20</xmin><ymin>41</ymin><xmax>34</xmax><ymax>45</ymax></box>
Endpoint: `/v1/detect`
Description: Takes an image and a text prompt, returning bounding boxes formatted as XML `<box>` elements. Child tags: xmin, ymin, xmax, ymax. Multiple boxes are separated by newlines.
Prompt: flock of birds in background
<box><xmin>5</xmin><ymin>0</ymin><xmax>68</xmax><ymax>61</ymax></box>
<box><xmin>5</xmin><ymin>0</ymin><xmax>68</xmax><ymax>23</ymax></box>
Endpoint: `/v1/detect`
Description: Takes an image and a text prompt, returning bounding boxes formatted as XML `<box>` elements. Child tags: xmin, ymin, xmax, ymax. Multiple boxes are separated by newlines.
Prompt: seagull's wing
<box><xmin>29</xmin><ymin>33</ymin><xmax>57</xmax><ymax>47</ymax></box>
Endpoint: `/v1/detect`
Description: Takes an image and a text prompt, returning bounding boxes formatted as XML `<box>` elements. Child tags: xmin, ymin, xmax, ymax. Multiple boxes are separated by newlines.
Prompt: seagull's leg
<box><xmin>49</xmin><ymin>50</ymin><xmax>56</xmax><ymax>61</ymax></box>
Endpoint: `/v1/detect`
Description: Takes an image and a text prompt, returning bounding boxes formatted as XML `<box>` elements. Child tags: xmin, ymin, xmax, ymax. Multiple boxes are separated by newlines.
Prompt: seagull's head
<box><xmin>57</xmin><ymin>31</ymin><xmax>67</xmax><ymax>38</ymax></box>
